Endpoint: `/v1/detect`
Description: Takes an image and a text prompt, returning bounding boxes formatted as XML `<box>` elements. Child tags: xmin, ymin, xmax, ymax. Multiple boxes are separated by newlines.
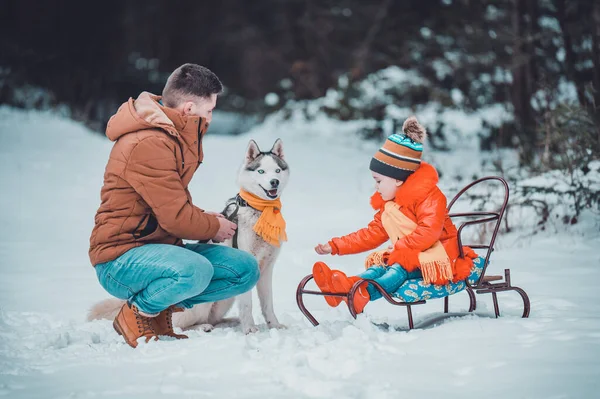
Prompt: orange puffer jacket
<box><xmin>329</xmin><ymin>162</ymin><xmax>472</xmax><ymax>283</ymax></box>
<box><xmin>89</xmin><ymin>92</ymin><xmax>220</xmax><ymax>266</ymax></box>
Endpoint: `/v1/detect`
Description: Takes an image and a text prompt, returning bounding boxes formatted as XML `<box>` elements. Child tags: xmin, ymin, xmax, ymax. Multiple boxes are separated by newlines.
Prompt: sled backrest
<box><xmin>447</xmin><ymin>176</ymin><xmax>510</xmax><ymax>288</ymax></box>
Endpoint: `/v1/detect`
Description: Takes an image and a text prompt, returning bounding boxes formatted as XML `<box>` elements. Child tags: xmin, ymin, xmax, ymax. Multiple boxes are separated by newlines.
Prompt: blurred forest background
<box><xmin>1</xmin><ymin>0</ymin><xmax>599</xmax><ymax>173</ymax></box>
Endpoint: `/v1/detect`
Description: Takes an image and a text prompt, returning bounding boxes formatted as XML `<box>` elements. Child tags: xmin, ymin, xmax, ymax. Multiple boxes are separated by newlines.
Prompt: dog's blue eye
<box><xmin>276</xmin><ymin>169</ymin><xmax>281</xmax><ymax>173</ymax></box>
<box><xmin>258</xmin><ymin>169</ymin><xmax>265</xmax><ymax>174</ymax></box>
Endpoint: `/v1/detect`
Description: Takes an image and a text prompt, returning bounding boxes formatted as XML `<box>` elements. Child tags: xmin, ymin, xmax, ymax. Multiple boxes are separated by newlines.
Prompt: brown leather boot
<box><xmin>113</xmin><ymin>303</ymin><xmax>158</xmax><ymax>348</ymax></box>
<box><xmin>152</xmin><ymin>306</ymin><xmax>188</xmax><ymax>340</ymax></box>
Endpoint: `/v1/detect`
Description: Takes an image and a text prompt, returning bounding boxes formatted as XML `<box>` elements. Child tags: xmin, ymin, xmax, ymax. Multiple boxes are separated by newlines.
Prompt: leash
<box><xmin>198</xmin><ymin>194</ymin><xmax>255</xmax><ymax>248</ymax></box>
<box><xmin>219</xmin><ymin>194</ymin><xmax>251</xmax><ymax>249</ymax></box>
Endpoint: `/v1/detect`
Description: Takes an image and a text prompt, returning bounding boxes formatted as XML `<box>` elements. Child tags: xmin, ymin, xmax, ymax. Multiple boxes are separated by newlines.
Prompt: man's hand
<box><xmin>314</xmin><ymin>243</ymin><xmax>332</xmax><ymax>255</ymax></box>
<box><xmin>212</xmin><ymin>217</ymin><xmax>237</xmax><ymax>243</ymax></box>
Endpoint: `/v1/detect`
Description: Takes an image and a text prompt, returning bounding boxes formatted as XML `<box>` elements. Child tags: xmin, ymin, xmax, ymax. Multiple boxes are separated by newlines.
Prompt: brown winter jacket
<box><xmin>89</xmin><ymin>92</ymin><xmax>220</xmax><ymax>266</ymax></box>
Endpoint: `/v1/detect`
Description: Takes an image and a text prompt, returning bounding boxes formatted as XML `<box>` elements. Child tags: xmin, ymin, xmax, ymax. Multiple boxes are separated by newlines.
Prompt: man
<box><xmin>89</xmin><ymin>64</ymin><xmax>259</xmax><ymax>348</ymax></box>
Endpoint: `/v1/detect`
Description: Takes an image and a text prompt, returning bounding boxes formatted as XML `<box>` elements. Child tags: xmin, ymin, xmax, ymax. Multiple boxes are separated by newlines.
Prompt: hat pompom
<box><xmin>402</xmin><ymin>116</ymin><xmax>426</xmax><ymax>144</ymax></box>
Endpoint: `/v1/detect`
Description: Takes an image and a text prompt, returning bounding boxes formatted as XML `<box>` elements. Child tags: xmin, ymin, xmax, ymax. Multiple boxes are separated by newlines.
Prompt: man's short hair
<box><xmin>162</xmin><ymin>63</ymin><xmax>223</xmax><ymax>107</ymax></box>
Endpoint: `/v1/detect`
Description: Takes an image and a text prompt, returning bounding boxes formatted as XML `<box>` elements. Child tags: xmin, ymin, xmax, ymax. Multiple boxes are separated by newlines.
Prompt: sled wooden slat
<box><xmin>296</xmin><ymin>176</ymin><xmax>531</xmax><ymax>329</ymax></box>
<box><xmin>482</xmin><ymin>275</ymin><xmax>503</xmax><ymax>282</ymax></box>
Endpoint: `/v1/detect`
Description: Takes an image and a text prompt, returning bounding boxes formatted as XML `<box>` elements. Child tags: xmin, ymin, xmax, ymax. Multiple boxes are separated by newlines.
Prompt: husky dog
<box><xmin>88</xmin><ymin>138</ymin><xmax>289</xmax><ymax>334</ymax></box>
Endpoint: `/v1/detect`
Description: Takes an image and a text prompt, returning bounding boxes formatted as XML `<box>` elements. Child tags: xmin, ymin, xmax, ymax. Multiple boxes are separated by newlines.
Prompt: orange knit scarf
<box><xmin>238</xmin><ymin>190</ymin><xmax>287</xmax><ymax>247</ymax></box>
<box><xmin>381</xmin><ymin>202</ymin><xmax>453</xmax><ymax>284</ymax></box>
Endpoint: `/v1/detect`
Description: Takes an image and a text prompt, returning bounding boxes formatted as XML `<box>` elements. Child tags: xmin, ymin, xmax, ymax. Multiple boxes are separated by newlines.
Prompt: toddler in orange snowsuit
<box><xmin>313</xmin><ymin>116</ymin><xmax>475</xmax><ymax>313</ymax></box>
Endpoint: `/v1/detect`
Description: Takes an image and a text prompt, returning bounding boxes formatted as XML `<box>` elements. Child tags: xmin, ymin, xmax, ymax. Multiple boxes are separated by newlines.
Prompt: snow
<box><xmin>531</xmin><ymin>78</ymin><xmax>580</xmax><ymax>111</ymax></box>
<box><xmin>355</xmin><ymin>66</ymin><xmax>429</xmax><ymax>103</ymax></box>
<box><xmin>538</xmin><ymin>16</ymin><xmax>561</xmax><ymax>34</ymax></box>
<box><xmin>264</xmin><ymin>93</ymin><xmax>280</xmax><ymax>107</ymax></box>
<box><xmin>285</xmin><ymin>63</ymin><xmax>515</xmax><ymax>152</ymax></box>
<box><xmin>1</xmin><ymin>106</ymin><xmax>600</xmax><ymax>398</ymax></box>
<box><xmin>386</xmin><ymin>102</ymin><xmax>513</xmax><ymax>150</ymax></box>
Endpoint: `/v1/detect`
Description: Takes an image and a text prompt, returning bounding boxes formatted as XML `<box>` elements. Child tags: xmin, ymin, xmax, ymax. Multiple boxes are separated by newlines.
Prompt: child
<box><xmin>313</xmin><ymin>116</ymin><xmax>475</xmax><ymax>313</ymax></box>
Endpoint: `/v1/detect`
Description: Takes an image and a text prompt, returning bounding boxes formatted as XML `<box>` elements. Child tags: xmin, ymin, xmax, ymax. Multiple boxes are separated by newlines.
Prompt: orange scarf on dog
<box><xmin>239</xmin><ymin>190</ymin><xmax>287</xmax><ymax>247</ymax></box>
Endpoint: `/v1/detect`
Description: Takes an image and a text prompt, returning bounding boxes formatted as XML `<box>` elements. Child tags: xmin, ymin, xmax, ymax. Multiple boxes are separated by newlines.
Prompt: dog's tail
<box><xmin>86</xmin><ymin>298</ymin><xmax>125</xmax><ymax>321</ymax></box>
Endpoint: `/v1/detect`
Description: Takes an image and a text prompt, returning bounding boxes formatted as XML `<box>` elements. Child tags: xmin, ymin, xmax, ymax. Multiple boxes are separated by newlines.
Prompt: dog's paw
<box><xmin>267</xmin><ymin>321</ymin><xmax>287</xmax><ymax>330</ymax></box>
<box><xmin>243</xmin><ymin>325</ymin><xmax>259</xmax><ymax>334</ymax></box>
<box><xmin>198</xmin><ymin>323</ymin><xmax>215</xmax><ymax>332</ymax></box>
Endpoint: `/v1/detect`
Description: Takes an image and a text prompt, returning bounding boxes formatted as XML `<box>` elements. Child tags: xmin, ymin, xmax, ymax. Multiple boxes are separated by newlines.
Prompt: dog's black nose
<box><xmin>270</xmin><ymin>179</ymin><xmax>280</xmax><ymax>188</ymax></box>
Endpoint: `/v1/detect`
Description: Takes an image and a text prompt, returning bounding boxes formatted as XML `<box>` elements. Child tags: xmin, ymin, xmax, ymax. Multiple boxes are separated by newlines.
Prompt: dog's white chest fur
<box><xmin>235</xmin><ymin>206</ymin><xmax>281</xmax><ymax>270</ymax></box>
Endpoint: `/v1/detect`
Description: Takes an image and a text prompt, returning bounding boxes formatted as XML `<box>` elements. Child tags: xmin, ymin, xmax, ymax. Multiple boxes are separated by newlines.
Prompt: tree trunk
<box><xmin>511</xmin><ymin>0</ymin><xmax>536</xmax><ymax>160</ymax></box>
<box><xmin>351</xmin><ymin>0</ymin><xmax>393</xmax><ymax>81</ymax></box>
<box><xmin>591</xmin><ymin>1</ymin><xmax>600</xmax><ymax>139</ymax></box>
<box><xmin>557</xmin><ymin>0</ymin><xmax>586</xmax><ymax>106</ymax></box>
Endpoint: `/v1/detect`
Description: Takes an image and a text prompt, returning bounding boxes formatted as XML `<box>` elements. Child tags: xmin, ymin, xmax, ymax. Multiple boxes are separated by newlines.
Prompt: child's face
<box><xmin>372</xmin><ymin>172</ymin><xmax>402</xmax><ymax>200</ymax></box>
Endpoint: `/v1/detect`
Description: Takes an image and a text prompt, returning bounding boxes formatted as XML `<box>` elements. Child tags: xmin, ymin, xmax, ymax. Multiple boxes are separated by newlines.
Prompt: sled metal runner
<box><xmin>296</xmin><ymin>176</ymin><xmax>531</xmax><ymax>329</ymax></box>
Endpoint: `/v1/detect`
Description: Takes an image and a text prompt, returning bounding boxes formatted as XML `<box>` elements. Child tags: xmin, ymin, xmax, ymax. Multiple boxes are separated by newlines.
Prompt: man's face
<box><xmin>182</xmin><ymin>94</ymin><xmax>217</xmax><ymax>123</ymax></box>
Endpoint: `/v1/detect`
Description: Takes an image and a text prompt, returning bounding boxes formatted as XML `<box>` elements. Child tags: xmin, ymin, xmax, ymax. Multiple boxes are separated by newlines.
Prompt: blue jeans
<box><xmin>95</xmin><ymin>243</ymin><xmax>260</xmax><ymax>315</ymax></box>
<box><xmin>358</xmin><ymin>264</ymin><xmax>422</xmax><ymax>300</ymax></box>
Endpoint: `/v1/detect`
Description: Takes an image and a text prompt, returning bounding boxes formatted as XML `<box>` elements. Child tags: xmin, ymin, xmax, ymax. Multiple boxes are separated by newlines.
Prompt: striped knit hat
<box><xmin>369</xmin><ymin>116</ymin><xmax>427</xmax><ymax>181</ymax></box>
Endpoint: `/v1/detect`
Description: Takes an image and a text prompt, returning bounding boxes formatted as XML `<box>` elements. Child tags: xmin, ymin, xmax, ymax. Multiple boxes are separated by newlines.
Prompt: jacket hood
<box><xmin>105</xmin><ymin>92</ymin><xmax>181</xmax><ymax>141</ymax></box>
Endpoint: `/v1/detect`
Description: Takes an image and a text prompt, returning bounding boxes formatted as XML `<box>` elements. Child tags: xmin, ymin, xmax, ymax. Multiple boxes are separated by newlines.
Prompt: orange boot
<box><xmin>312</xmin><ymin>262</ymin><xmax>342</xmax><ymax>307</ymax></box>
<box><xmin>330</xmin><ymin>272</ymin><xmax>370</xmax><ymax>314</ymax></box>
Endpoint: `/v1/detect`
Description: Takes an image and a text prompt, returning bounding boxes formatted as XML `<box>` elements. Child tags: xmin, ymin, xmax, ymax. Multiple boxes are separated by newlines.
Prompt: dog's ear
<box><xmin>270</xmin><ymin>138</ymin><xmax>284</xmax><ymax>159</ymax></box>
<box><xmin>245</xmin><ymin>140</ymin><xmax>261</xmax><ymax>163</ymax></box>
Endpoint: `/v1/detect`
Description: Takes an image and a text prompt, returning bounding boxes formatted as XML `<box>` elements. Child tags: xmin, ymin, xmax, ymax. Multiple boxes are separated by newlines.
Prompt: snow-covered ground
<box><xmin>1</xmin><ymin>106</ymin><xmax>599</xmax><ymax>398</ymax></box>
